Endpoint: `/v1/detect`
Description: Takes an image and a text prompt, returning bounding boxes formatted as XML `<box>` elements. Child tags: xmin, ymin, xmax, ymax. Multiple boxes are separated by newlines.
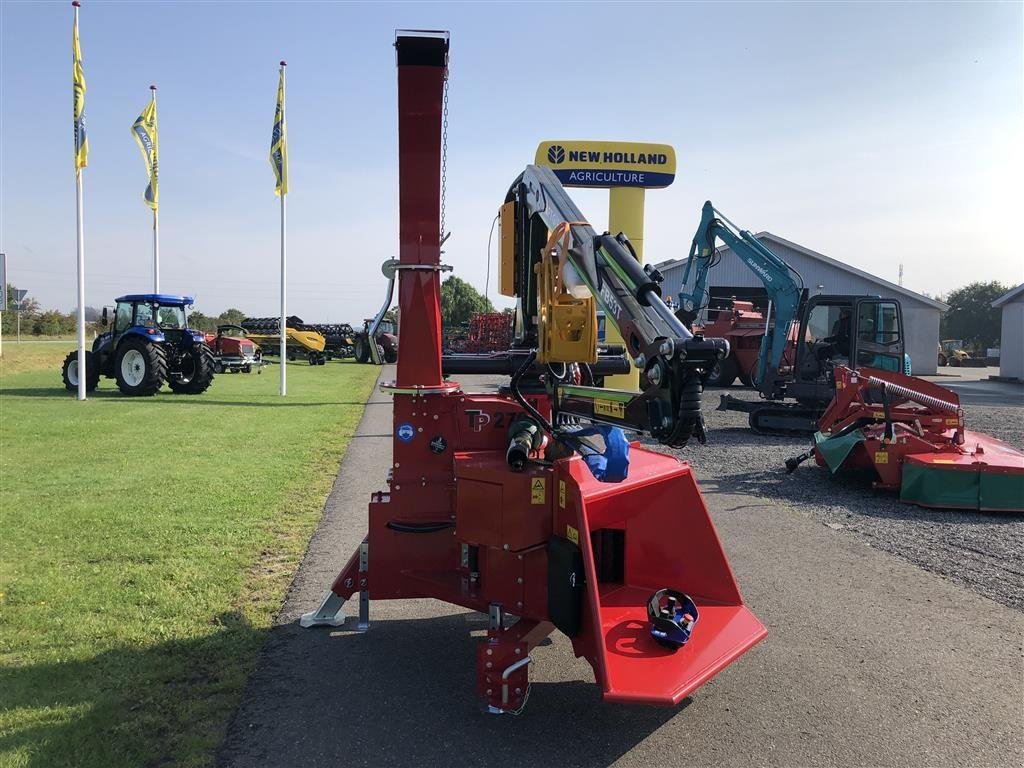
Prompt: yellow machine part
<box><xmin>534</xmin><ymin>222</ymin><xmax>597</xmax><ymax>364</ymax></box>
<box><xmin>498</xmin><ymin>201</ymin><xmax>516</xmax><ymax>297</ymax></box>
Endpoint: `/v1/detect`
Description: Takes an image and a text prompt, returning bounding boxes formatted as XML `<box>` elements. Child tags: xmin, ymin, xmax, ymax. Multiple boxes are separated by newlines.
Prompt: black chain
<box><xmin>439</xmin><ymin>58</ymin><xmax>449</xmax><ymax>245</ymax></box>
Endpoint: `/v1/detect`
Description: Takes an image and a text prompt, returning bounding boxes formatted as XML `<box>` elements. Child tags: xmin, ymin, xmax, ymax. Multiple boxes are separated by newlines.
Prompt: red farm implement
<box><xmin>788</xmin><ymin>366</ymin><xmax>1024</xmax><ymax>512</ymax></box>
<box><xmin>299</xmin><ymin>30</ymin><xmax>765</xmax><ymax>715</ymax></box>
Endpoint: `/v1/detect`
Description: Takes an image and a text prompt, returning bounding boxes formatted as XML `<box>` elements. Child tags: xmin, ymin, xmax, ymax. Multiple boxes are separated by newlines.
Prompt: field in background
<box><xmin>0</xmin><ymin>342</ymin><xmax>380</xmax><ymax>767</ymax></box>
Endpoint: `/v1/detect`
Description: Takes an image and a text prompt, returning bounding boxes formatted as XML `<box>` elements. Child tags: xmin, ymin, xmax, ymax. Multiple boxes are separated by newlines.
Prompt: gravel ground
<box><xmin>656</xmin><ymin>387</ymin><xmax>1024</xmax><ymax>612</ymax></box>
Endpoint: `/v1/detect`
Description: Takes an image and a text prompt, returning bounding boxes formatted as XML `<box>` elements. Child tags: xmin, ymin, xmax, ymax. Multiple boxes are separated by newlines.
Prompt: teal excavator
<box><xmin>678</xmin><ymin>202</ymin><xmax>907</xmax><ymax>434</ymax></box>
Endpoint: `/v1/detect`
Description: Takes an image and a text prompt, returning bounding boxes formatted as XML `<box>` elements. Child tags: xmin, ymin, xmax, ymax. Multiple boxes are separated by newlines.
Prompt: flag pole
<box><xmin>150</xmin><ymin>84</ymin><xmax>159</xmax><ymax>293</ymax></box>
<box><xmin>279</xmin><ymin>60</ymin><xmax>287</xmax><ymax>396</ymax></box>
<box><xmin>73</xmin><ymin>1</ymin><xmax>86</xmax><ymax>401</ymax></box>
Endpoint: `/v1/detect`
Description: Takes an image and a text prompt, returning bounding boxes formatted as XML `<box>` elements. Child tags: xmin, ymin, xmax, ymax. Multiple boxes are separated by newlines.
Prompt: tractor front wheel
<box><xmin>169</xmin><ymin>345</ymin><xmax>216</xmax><ymax>394</ymax></box>
<box><xmin>115</xmin><ymin>338</ymin><xmax>167</xmax><ymax>396</ymax></box>
<box><xmin>383</xmin><ymin>347</ymin><xmax>398</xmax><ymax>364</ymax></box>
<box><xmin>62</xmin><ymin>350</ymin><xmax>100</xmax><ymax>392</ymax></box>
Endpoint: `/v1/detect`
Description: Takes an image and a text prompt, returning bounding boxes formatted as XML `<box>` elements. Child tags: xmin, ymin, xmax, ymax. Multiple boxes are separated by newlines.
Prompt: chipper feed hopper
<box><xmin>302</xmin><ymin>30</ymin><xmax>765</xmax><ymax>714</ymax></box>
<box><xmin>787</xmin><ymin>366</ymin><xmax>1024</xmax><ymax>512</ymax></box>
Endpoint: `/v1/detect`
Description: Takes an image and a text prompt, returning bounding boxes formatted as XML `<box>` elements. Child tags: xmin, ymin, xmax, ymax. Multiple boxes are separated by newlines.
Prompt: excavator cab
<box><xmin>790</xmin><ymin>295</ymin><xmax>904</xmax><ymax>403</ymax></box>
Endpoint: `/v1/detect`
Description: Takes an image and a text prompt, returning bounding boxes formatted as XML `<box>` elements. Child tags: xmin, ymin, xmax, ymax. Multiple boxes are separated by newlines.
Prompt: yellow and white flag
<box><xmin>131</xmin><ymin>93</ymin><xmax>159</xmax><ymax>210</ymax></box>
<box><xmin>270</xmin><ymin>64</ymin><xmax>288</xmax><ymax>196</ymax></box>
<box><xmin>72</xmin><ymin>6</ymin><xmax>88</xmax><ymax>171</ymax></box>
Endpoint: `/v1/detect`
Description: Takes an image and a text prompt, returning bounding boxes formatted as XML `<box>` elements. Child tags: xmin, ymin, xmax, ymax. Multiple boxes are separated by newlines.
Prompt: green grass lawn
<box><xmin>0</xmin><ymin>343</ymin><xmax>380</xmax><ymax>767</ymax></box>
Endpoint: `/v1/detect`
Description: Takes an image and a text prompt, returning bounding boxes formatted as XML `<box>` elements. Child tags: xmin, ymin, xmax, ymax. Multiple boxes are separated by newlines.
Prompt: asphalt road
<box><xmin>923</xmin><ymin>367</ymin><xmax>1024</xmax><ymax>406</ymax></box>
<box><xmin>219</xmin><ymin>369</ymin><xmax>1023</xmax><ymax>768</ymax></box>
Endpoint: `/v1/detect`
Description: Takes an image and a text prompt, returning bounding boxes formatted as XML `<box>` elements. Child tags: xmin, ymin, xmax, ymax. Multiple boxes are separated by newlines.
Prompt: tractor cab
<box><xmin>787</xmin><ymin>295</ymin><xmax>904</xmax><ymax>405</ymax></box>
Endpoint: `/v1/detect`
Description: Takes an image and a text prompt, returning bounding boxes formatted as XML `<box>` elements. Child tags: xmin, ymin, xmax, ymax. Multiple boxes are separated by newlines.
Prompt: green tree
<box><xmin>186</xmin><ymin>310</ymin><xmax>216</xmax><ymax>333</ymax></box>
<box><xmin>440</xmin><ymin>276</ymin><xmax>494</xmax><ymax>329</ymax></box>
<box><xmin>940</xmin><ymin>281</ymin><xmax>1012</xmax><ymax>351</ymax></box>
<box><xmin>217</xmin><ymin>308</ymin><xmax>247</xmax><ymax>326</ymax></box>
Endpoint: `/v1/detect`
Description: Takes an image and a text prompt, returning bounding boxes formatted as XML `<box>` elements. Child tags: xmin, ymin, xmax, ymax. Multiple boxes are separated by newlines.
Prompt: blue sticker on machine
<box><xmin>396</xmin><ymin>423</ymin><xmax>416</xmax><ymax>442</ymax></box>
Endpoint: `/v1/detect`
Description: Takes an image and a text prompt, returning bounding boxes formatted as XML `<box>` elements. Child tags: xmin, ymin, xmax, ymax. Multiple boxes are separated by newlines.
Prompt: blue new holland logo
<box><xmin>396</xmin><ymin>423</ymin><xmax>416</xmax><ymax>442</ymax></box>
<box><xmin>547</xmin><ymin>145</ymin><xmax>566</xmax><ymax>164</ymax></box>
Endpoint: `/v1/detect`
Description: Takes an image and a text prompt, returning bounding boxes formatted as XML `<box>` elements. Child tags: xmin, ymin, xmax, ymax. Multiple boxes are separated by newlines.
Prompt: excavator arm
<box><xmin>504</xmin><ymin>166</ymin><xmax>728</xmax><ymax>447</ymax></box>
<box><xmin>677</xmin><ymin>201</ymin><xmax>803</xmax><ymax>390</ymax></box>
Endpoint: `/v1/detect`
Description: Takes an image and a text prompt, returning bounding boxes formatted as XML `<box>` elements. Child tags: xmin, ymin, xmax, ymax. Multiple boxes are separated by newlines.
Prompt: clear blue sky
<box><xmin>2</xmin><ymin>1</ymin><xmax>1021</xmax><ymax>321</ymax></box>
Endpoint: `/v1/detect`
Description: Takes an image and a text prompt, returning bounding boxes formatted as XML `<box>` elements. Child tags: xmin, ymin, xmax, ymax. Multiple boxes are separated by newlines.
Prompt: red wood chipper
<box><xmin>787</xmin><ymin>366</ymin><xmax>1024</xmax><ymax>511</ymax></box>
<box><xmin>301</xmin><ymin>30</ymin><xmax>766</xmax><ymax>714</ymax></box>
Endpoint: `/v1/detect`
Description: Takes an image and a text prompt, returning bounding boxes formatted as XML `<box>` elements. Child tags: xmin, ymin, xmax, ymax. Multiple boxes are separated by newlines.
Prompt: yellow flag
<box><xmin>132</xmin><ymin>93</ymin><xmax>159</xmax><ymax>211</ymax></box>
<box><xmin>72</xmin><ymin>6</ymin><xmax>88</xmax><ymax>171</ymax></box>
<box><xmin>270</xmin><ymin>65</ymin><xmax>288</xmax><ymax>196</ymax></box>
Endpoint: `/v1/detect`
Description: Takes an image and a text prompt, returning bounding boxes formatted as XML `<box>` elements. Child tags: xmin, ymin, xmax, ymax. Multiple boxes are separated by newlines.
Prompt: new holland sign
<box><xmin>535</xmin><ymin>140</ymin><xmax>676</xmax><ymax>189</ymax></box>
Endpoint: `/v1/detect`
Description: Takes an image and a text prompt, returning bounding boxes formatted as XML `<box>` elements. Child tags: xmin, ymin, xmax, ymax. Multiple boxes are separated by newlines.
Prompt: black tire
<box><xmin>354</xmin><ymin>336</ymin><xmax>371</xmax><ymax>363</ymax></box>
<box><xmin>168</xmin><ymin>345</ymin><xmax>215</xmax><ymax>394</ymax></box>
<box><xmin>243</xmin><ymin>365</ymin><xmax>252</xmax><ymax>374</ymax></box>
<box><xmin>114</xmin><ymin>337</ymin><xmax>167</xmax><ymax>396</ymax></box>
<box><xmin>308</xmin><ymin>351</ymin><xmax>318</xmax><ymax>366</ymax></box>
<box><xmin>950</xmin><ymin>356</ymin><xmax>961</xmax><ymax>367</ymax></box>
<box><xmin>706</xmin><ymin>355</ymin><xmax>738</xmax><ymax>388</ymax></box>
<box><xmin>61</xmin><ymin>350</ymin><xmax>100</xmax><ymax>392</ymax></box>
<box><xmin>287</xmin><ymin>351</ymin><xmax>296</xmax><ymax>362</ymax></box>
<box><xmin>317</xmin><ymin>353</ymin><xmax>326</xmax><ymax>366</ymax></box>
<box><xmin>213</xmin><ymin>360</ymin><xmax>224</xmax><ymax>374</ymax></box>
<box><xmin>383</xmin><ymin>347</ymin><xmax>398</xmax><ymax>364</ymax></box>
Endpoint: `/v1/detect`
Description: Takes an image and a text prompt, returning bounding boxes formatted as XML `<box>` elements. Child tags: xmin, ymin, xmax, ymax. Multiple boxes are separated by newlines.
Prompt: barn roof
<box><xmin>992</xmin><ymin>283</ymin><xmax>1024</xmax><ymax>308</ymax></box>
<box><xmin>655</xmin><ymin>231</ymin><xmax>948</xmax><ymax>311</ymax></box>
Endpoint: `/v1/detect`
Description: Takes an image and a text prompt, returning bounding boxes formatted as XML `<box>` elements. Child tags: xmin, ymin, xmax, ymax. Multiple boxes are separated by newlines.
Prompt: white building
<box><xmin>655</xmin><ymin>232</ymin><xmax>947</xmax><ymax>375</ymax></box>
<box><xmin>992</xmin><ymin>284</ymin><xmax>1024</xmax><ymax>381</ymax></box>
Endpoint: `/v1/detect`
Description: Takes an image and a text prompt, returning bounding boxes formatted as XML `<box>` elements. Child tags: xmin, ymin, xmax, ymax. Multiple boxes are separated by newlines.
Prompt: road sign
<box><xmin>12</xmin><ymin>288</ymin><xmax>28</xmax><ymax>310</ymax></box>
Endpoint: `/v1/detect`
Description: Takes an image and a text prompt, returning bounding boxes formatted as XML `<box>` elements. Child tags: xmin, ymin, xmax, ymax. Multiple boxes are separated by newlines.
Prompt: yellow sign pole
<box><xmin>606</xmin><ymin>187</ymin><xmax>646</xmax><ymax>387</ymax></box>
<box><xmin>534</xmin><ymin>140</ymin><xmax>676</xmax><ymax>389</ymax></box>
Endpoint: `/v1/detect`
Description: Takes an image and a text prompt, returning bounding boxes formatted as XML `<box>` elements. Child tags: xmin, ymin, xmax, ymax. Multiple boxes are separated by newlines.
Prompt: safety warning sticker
<box><xmin>566</xmin><ymin>524</ymin><xmax>579</xmax><ymax>545</ymax></box>
<box><xmin>531</xmin><ymin>477</ymin><xmax>546</xmax><ymax>504</ymax></box>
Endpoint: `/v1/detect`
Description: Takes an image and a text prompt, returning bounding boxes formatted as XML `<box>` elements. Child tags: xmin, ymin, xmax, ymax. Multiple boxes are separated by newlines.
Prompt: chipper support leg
<box><xmin>299</xmin><ymin>541</ymin><xmax>364</xmax><ymax>629</ymax></box>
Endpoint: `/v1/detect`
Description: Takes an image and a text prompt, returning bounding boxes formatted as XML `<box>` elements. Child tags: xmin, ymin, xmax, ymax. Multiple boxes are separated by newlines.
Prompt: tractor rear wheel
<box><xmin>115</xmin><ymin>338</ymin><xmax>167</xmax><ymax>396</ymax></box>
<box><xmin>62</xmin><ymin>350</ymin><xmax>100</xmax><ymax>392</ymax></box>
<box><xmin>706</xmin><ymin>355</ymin><xmax>738</xmax><ymax>388</ymax></box>
<box><xmin>169</xmin><ymin>345</ymin><xmax>216</xmax><ymax>394</ymax></box>
<box><xmin>354</xmin><ymin>336</ymin><xmax>371</xmax><ymax>363</ymax></box>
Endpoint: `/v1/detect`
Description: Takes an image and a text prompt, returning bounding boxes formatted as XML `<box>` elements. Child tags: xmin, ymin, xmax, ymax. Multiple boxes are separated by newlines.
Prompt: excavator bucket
<box><xmin>555</xmin><ymin>446</ymin><xmax>767</xmax><ymax>705</ymax></box>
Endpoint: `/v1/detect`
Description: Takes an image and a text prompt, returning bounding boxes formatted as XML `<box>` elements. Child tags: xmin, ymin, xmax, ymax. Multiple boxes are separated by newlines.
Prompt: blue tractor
<box><xmin>61</xmin><ymin>294</ymin><xmax>215</xmax><ymax>396</ymax></box>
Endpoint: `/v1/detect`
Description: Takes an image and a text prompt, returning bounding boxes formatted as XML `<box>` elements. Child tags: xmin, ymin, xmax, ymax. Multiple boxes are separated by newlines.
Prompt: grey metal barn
<box><xmin>993</xmin><ymin>284</ymin><xmax>1024</xmax><ymax>381</ymax></box>
<box><xmin>654</xmin><ymin>232</ymin><xmax>946</xmax><ymax>375</ymax></box>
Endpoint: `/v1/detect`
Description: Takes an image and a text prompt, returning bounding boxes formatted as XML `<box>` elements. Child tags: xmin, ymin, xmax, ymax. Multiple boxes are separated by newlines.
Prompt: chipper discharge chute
<box><xmin>787</xmin><ymin>366</ymin><xmax>1024</xmax><ymax>512</ymax></box>
<box><xmin>301</xmin><ymin>30</ymin><xmax>765</xmax><ymax>715</ymax></box>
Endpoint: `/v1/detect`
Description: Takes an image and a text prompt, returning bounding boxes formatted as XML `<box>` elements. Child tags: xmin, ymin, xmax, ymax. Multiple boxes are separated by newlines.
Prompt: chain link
<box><xmin>439</xmin><ymin>55</ymin><xmax>449</xmax><ymax>246</ymax></box>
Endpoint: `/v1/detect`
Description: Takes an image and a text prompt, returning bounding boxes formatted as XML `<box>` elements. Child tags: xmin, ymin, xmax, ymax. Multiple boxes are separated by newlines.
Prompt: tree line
<box><xmin>1</xmin><ymin>285</ymin><xmax>249</xmax><ymax>338</ymax></box>
<box><xmin>4</xmin><ymin>278</ymin><xmax>1015</xmax><ymax>350</ymax></box>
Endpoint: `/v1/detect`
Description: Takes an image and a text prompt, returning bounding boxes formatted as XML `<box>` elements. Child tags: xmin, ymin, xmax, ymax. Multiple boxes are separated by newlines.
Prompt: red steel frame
<box><xmin>314</xmin><ymin>30</ymin><xmax>766</xmax><ymax>713</ymax></box>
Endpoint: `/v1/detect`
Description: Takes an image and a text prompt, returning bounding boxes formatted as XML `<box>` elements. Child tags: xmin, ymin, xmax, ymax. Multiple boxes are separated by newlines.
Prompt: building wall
<box><xmin>660</xmin><ymin>237</ymin><xmax>940</xmax><ymax>375</ymax></box>
<box><xmin>999</xmin><ymin>300</ymin><xmax>1024</xmax><ymax>380</ymax></box>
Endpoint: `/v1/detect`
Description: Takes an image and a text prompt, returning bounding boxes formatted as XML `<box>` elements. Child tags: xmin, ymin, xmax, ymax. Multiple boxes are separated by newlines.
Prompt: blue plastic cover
<box><xmin>574</xmin><ymin>425</ymin><xmax>630</xmax><ymax>483</ymax></box>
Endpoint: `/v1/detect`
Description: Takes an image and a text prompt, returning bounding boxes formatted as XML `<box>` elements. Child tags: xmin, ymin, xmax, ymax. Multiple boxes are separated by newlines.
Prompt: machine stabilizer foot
<box><xmin>299</xmin><ymin>590</ymin><xmax>347</xmax><ymax>628</ymax></box>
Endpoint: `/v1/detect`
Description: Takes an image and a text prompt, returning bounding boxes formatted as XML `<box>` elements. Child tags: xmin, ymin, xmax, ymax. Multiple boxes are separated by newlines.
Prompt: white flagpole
<box><xmin>150</xmin><ymin>85</ymin><xmax>159</xmax><ymax>293</ymax></box>
<box><xmin>280</xmin><ymin>190</ymin><xmax>287</xmax><ymax>396</ymax></box>
<box><xmin>74</xmin><ymin>1</ymin><xmax>86</xmax><ymax>402</ymax></box>
<box><xmin>76</xmin><ymin>170</ymin><xmax>86</xmax><ymax>401</ymax></box>
<box><xmin>279</xmin><ymin>61</ymin><xmax>287</xmax><ymax>396</ymax></box>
